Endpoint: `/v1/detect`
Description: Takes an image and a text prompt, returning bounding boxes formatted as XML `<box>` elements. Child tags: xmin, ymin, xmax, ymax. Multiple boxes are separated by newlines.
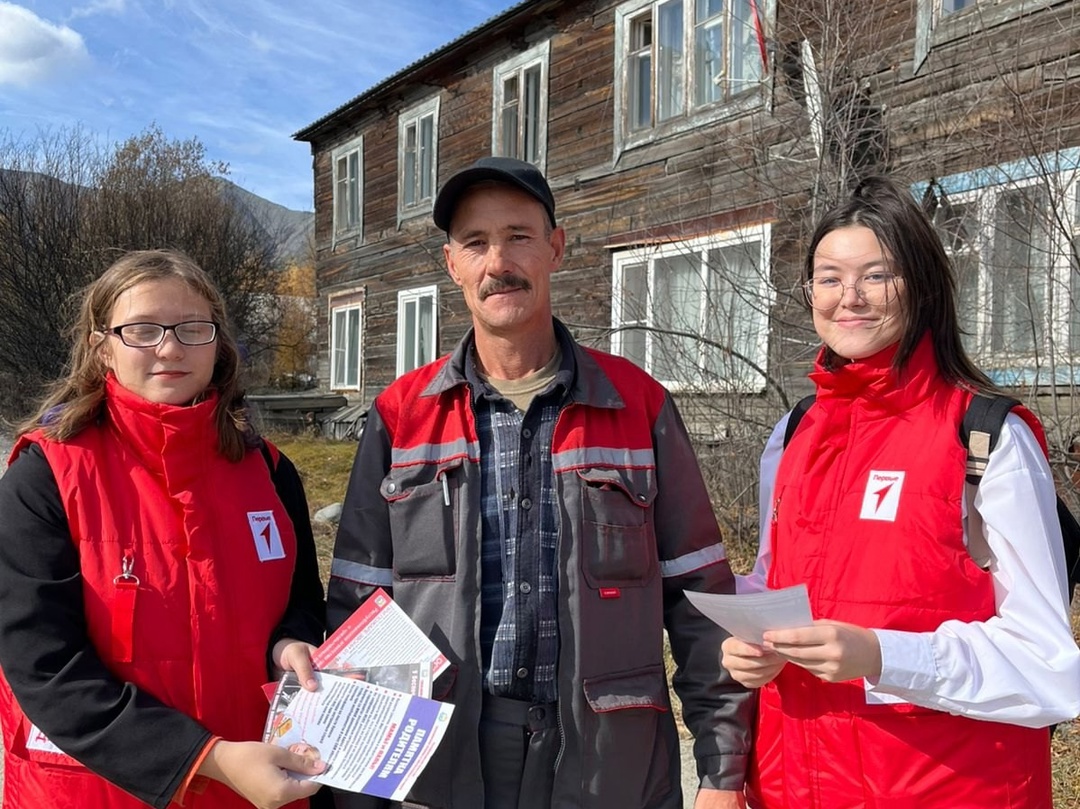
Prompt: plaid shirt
<box><xmin>466</xmin><ymin>343</ymin><xmax>572</xmax><ymax>704</ymax></box>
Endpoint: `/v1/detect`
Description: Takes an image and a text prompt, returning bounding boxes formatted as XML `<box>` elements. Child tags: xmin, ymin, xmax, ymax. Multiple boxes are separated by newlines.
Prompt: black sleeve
<box><xmin>0</xmin><ymin>444</ymin><xmax>211</xmax><ymax>809</ymax></box>
<box><xmin>267</xmin><ymin>450</ymin><xmax>327</xmax><ymax>665</ymax></box>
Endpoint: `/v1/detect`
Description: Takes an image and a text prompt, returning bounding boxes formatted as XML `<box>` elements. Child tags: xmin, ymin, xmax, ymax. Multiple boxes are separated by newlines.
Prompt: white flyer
<box><xmin>263</xmin><ymin>671</ymin><xmax>454</xmax><ymax>800</ymax></box>
<box><xmin>684</xmin><ymin>584</ymin><xmax>814</xmax><ymax>644</ymax></box>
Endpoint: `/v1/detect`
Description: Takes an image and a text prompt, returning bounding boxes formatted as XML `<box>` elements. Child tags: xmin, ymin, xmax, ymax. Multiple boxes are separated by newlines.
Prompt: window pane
<box><xmin>403</xmin><ymin>299</ymin><xmax>417</xmax><ymax>372</ymax></box>
<box><xmin>990</xmin><ymin>187</ymin><xmax>1048</xmax><ymax>354</ymax></box>
<box><xmin>502</xmin><ymin>75</ymin><xmax>520</xmax><ymax>158</ymax></box>
<box><xmin>523</xmin><ymin>65</ymin><xmax>542</xmax><ymax>164</ymax></box>
<box><xmin>704</xmin><ymin>242</ymin><xmax>761</xmax><ymax>387</ymax></box>
<box><xmin>694</xmin><ymin>14</ymin><xmax>723</xmax><ymax>106</ymax></box>
<box><xmin>420</xmin><ymin>116</ymin><xmax>434</xmax><ymax>201</ymax></box>
<box><xmin>934</xmin><ymin>201</ymin><xmax>980</xmax><ymax>353</ymax></box>
<box><xmin>332</xmin><ymin>309</ymin><xmax>347</xmax><ymax>385</ymax></box>
<box><xmin>652</xmin><ymin>252</ymin><xmax>700</xmax><ymax>385</ymax></box>
<box><xmin>656</xmin><ymin>0</ymin><xmax>685</xmax><ymax>122</ymax></box>
<box><xmin>729</xmin><ymin>0</ymin><xmax>762</xmax><ymax>92</ymax></box>
<box><xmin>942</xmin><ymin>0</ymin><xmax>972</xmax><ymax>14</ymax></box>
<box><xmin>418</xmin><ymin>294</ymin><xmax>434</xmax><ymax>364</ymax></box>
<box><xmin>347</xmin><ymin>151</ymin><xmax>360</xmax><ymax>227</ymax></box>
<box><xmin>1070</xmin><ymin>234</ymin><xmax>1080</xmax><ymax>353</ymax></box>
<box><xmin>629</xmin><ymin>16</ymin><xmax>653</xmax><ymax>130</ymax></box>
<box><xmin>346</xmin><ymin>308</ymin><xmax>360</xmax><ymax>387</ymax></box>
<box><xmin>404</xmin><ymin>123</ymin><xmax>417</xmax><ymax>206</ymax></box>
<box><xmin>335</xmin><ymin>156</ymin><xmax>348</xmax><ymax>231</ymax></box>
<box><xmin>619</xmin><ymin>262</ymin><xmax>648</xmax><ymax>368</ymax></box>
<box><xmin>695</xmin><ymin>0</ymin><xmax>722</xmax><ymax>22</ymax></box>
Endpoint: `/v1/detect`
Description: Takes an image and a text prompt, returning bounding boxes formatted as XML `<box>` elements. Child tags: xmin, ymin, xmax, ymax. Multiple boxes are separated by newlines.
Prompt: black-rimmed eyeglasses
<box><xmin>103</xmin><ymin>321</ymin><xmax>218</xmax><ymax>348</ymax></box>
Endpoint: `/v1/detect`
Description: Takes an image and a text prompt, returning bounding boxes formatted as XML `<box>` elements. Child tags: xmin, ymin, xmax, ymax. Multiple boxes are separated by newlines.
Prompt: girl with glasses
<box><xmin>722</xmin><ymin>177</ymin><xmax>1079</xmax><ymax>807</ymax></box>
<box><xmin>0</xmin><ymin>250</ymin><xmax>327</xmax><ymax>809</ymax></box>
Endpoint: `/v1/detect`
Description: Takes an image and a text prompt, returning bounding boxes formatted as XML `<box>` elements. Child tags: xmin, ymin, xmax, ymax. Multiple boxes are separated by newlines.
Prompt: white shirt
<box><xmin>739</xmin><ymin>412</ymin><xmax>1080</xmax><ymax>728</ymax></box>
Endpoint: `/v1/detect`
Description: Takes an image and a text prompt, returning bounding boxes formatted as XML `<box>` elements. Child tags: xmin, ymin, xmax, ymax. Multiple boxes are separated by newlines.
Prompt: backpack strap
<box><xmin>960</xmin><ymin>395</ymin><xmax>1020</xmax><ymax>569</ymax></box>
<box><xmin>961</xmin><ymin>395</ymin><xmax>1020</xmax><ymax>485</ymax></box>
<box><xmin>783</xmin><ymin>394</ymin><xmax>817</xmax><ymax>448</ymax></box>
<box><xmin>259</xmin><ymin>438</ymin><xmax>281</xmax><ymax>473</ymax></box>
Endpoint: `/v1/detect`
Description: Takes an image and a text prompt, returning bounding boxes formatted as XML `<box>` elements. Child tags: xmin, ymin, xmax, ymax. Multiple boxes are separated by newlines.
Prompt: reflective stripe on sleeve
<box><xmin>660</xmin><ymin>542</ymin><xmax>727</xmax><ymax>578</ymax></box>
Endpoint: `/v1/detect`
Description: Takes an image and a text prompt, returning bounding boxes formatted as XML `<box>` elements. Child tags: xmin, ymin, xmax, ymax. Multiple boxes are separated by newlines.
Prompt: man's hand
<box><xmin>721</xmin><ymin>635</ymin><xmax>786</xmax><ymax>688</ymax></box>
<box><xmin>763</xmin><ymin>619</ymin><xmax>882</xmax><ymax>683</ymax></box>
<box><xmin>693</xmin><ymin>787</ymin><xmax>746</xmax><ymax>808</ymax></box>
<box><xmin>198</xmin><ymin>740</ymin><xmax>325</xmax><ymax>809</ymax></box>
<box><xmin>271</xmin><ymin>638</ymin><xmax>320</xmax><ymax>691</ymax></box>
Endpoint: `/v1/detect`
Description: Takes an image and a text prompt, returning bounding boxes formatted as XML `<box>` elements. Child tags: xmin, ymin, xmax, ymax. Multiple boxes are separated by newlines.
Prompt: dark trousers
<box><xmin>478</xmin><ymin>694</ymin><xmax>559</xmax><ymax>809</ymax></box>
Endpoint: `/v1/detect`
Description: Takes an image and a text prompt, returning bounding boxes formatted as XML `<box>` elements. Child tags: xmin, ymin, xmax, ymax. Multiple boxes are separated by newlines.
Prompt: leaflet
<box><xmin>263</xmin><ymin>671</ymin><xmax>454</xmax><ymax>800</ymax></box>
<box><xmin>262</xmin><ymin>587</ymin><xmax>455</xmax><ymax>798</ymax></box>
<box><xmin>684</xmin><ymin>584</ymin><xmax>814</xmax><ymax>644</ymax></box>
<box><xmin>314</xmin><ymin>587</ymin><xmax>449</xmax><ymax>697</ymax></box>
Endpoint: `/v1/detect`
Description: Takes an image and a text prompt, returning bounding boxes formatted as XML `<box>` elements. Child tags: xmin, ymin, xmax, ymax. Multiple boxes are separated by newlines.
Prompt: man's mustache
<box><xmin>479</xmin><ymin>275</ymin><xmax>532</xmax><ymax>300</ymax></box>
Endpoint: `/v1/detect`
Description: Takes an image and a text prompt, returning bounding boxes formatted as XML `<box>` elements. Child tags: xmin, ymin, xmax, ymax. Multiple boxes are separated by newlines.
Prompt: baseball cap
<box><xmin>433</xmin><ymin>156</ymin><xmax>556</xmax><ymax>232</ymax></box>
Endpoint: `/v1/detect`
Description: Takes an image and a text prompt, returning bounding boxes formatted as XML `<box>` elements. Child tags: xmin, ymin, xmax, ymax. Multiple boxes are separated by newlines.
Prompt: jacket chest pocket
<box><xmin>578</xmin><ymin>467</ymin><xmax>658</xmax><ymax>588</ymax></box>
<box><xmin>382</xmin><ymin>459</ymin><xmax>462</xmax><ymax>579</ymax></box>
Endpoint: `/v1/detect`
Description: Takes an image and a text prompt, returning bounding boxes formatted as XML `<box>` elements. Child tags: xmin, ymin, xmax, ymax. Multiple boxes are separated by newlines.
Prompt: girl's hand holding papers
<box><xmin>272</xmin><ymin>638</ymin><xmax>321</xmax><ymax>691</ymax></box>
<box><xmin>721</xmin><ymin>636</ymin><xmax>787</xmax><ymax>688</ymax></box>
<box><xmin>761</xmin><ymin>620</ymin><xmax>883</xmax><ymax>683</ymax></box>
<box><xmin>723</xmin><ymin>619</ymin><xmax>883</xmax><ymax>687</ymax></box>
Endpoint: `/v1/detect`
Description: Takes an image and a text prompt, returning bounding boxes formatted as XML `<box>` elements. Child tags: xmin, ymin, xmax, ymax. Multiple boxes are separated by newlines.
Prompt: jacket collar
<box><xmin>809</xmin><ymin>331</ymin><xmax>941</xmax><ymax>415</ymax></box>
<box><xmin>422</xmin><ymin>318</ymin><xmax>624</xmax><ymax>410</ymax></box>
<box><xmin>103</xmin><ymin>374</ymin><xmax>219</xmax><ymax>474</ymax></box>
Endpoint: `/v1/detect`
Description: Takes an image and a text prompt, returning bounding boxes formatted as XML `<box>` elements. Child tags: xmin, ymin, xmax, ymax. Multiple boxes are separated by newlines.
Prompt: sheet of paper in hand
<box><xmin>684</xmin><ymin>584</ymin><xmax>813</xmax><ymax>645</ymax></box>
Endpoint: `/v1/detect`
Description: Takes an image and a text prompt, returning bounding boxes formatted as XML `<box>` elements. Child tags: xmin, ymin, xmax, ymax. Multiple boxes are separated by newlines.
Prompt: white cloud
<box><xmin>0</xmin><ymin>2</ymin><xmax>89</xmax><ymax>87</ymax></box>
<box><xmin>70</xmin><ymin>0</ymin><xmax>127</xmax><ymax>21</ymax></box>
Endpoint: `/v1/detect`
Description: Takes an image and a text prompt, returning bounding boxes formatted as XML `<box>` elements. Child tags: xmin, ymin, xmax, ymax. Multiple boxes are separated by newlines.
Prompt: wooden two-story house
<box><xmin>294</xmin><ymin>0</ymin><xmax>1080</xmax><ymax>476</ymax></box>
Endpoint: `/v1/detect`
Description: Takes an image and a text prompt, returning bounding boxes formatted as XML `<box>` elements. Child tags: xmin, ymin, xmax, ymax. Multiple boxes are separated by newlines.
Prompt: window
<box><xmin>615</xmin><ymin>0</ymin><xmax>770</xmax><ymax>148</ymax></box>
<box><xmin>397</xmin><ymin>286</ymin><xmax>438</xmax><ymax>376</ymax></box>
<box><xmin>332</xmin><ymin>136</ymin><xmax>363</xmax><ymax>240</ymax></box>
<box><xmin>398</xmin><ymin>96</ymin><xmax>440</xmax><ymax>220</ymax></box>
<box><xmin>922</xmin><ymin>152</ymin><xmax>1080</xmax><ymax>382</ymax></box>
<box><xmin>914</xmin><ymin>0</ymin><xmax>1063</xmax><ymax>73</ymax></box>
<box><xmin>610</xmin><ymin>225</ymin><xmax>772</xmax><ymax>392</ymax></box>
<box><xmin>1070</xmin><ymin>183</ymin><xmax>1080</xmax><ymax>353</ymax></box>
<box><xmin>492</xmin><ymin>41</ymin><xmax>550</xmax><ymax>170</ymax></box>
<box><xmin>329</xmin><ymin>291</ymin><xmax>364</xmax><ymax>390</ymax></box>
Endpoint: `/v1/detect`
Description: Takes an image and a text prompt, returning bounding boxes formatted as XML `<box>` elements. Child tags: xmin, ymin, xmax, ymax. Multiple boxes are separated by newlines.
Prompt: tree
<box><xmin>0</xmin><ymin>125</ymin><xmax>283</xmax><ymax>415</ymax></box>
<box><xmin>270</xmin><ymin>261</ymin><xmax>318</xmax><ymax>389</ymax></box>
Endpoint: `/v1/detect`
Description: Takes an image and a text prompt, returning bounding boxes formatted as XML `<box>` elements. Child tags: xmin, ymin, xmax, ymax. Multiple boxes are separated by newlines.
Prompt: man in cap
<box><xmin>328</xmin><ymin>156</ymin><xmax>751</xmax><ymax>809</ymax></box>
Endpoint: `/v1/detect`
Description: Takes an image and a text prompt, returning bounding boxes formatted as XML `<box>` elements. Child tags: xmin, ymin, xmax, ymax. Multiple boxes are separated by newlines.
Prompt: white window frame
<box><xmin>914</xmin><ymin>0</ymin><xmax>1065</xmax><ymax>73</ymax></box>
<box><xmin>328</xmin><ymin>290</ymin><xmax>364</xmax><ymax>391</ymax></box>
<box><xmin>331</xmin><ymin>135</ymin><xmax>363</xmax><ymax>243</ymax></box>
<box><xmin>918</xmin><ymin>150</ymin><xmax>1080</xmax><ymax>385</ymax></box>
<box><xmin>492</xmin><ymin>40</ymin><xmax>550</xmax><ymax>172</ymax></box>
<box><xmin>610</xmin><ymin>224</ymin><xmax>772</xmax><ymax>393</ymax></box>
<box><xmin>396</xmin><ymin>285</ymin><xmax>439</xmax><ymax>377</ymax></box>
<box><xmin>398</xmin><ymin>96</ymin><xmax>440</xmax><ymax>222</ymax></box>
<box><xmin>613</xmin><ymin>0</ymin><xmax>773</xmax><ymax>159</ymax></box>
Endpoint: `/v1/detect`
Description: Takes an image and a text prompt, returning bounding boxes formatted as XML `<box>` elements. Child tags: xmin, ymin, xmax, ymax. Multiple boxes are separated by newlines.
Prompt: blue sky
<box><xmin>0</xmin><ymin>0</ymin><xmax>514</xmax><ymax>211</ymax></box>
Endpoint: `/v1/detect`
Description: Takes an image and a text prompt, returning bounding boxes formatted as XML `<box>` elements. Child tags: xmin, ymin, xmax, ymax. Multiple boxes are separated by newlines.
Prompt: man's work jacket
<box><xmin>329</xmin><ymin>321</ymin><xmax>751</xmax><ymax>809</ymax></box>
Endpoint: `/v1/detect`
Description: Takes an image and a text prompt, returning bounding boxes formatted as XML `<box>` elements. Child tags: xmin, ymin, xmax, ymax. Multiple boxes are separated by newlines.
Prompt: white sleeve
<box><xmin>735</xmin><ymin>415</ymin><xmax>788</xmax><ymax>595</ymax></box>
<box><xmin>867</xmin><ymin>413</ymin><xmax>1080</xmax><ymax>727</ymax></box>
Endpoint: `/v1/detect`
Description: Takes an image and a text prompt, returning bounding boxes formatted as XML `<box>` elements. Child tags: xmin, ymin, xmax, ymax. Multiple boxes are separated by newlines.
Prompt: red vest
<box><xmin>750</xmin><ymin>336</ymin><xmax>1051</xmax><ymax>808</ymax></box>
<box><xmin>1</xmin><ymin>378</ymin><xmax>302</xmax><ymax>809</ymax></box>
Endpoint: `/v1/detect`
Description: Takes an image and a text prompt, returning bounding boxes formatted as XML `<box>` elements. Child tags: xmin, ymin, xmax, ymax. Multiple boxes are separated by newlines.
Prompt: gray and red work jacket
<box><xmin>328</xmin><ymin>320</ymin><xmax>752</xmax><ymax>809</ymax></box>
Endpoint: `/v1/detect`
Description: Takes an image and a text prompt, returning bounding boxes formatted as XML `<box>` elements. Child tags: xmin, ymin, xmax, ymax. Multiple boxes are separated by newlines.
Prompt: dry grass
<box><xmin>274</xmin><ymin>433</ymin><xmax>1080</xmax><ymax>806</ymax></box>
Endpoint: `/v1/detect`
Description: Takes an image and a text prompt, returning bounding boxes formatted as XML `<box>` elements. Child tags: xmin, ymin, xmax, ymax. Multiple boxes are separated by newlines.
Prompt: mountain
<box><xmin>216</xmin><ymin>179</ymin><xmax>314</xmax><ymax>264</ymax></box>
<box><xmin>0</xmin><ymin>168</ymin><xmax>314</xmax><ymax>266</ymax></box>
